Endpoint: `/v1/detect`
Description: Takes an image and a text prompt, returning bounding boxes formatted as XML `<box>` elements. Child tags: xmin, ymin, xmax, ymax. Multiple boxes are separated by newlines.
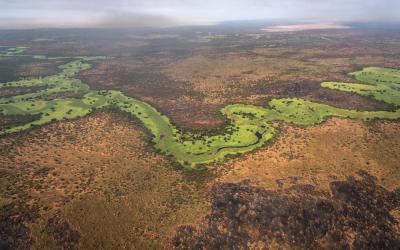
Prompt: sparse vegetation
<box><xmin>1</xmin><ymin>48</ymin><xmax>400</xmax><ymax>167</ymax></box>
<box><xmin>1</xmin><ymin>27</ymin><xmax>400</xmax><ymax>249</ymax></box>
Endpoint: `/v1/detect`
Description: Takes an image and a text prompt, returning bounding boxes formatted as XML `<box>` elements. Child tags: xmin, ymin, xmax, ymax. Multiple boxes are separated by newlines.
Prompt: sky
<box><xmin>0</xmin><ymin>0</ymin><xmax>399</xmax><ymax>29</ymax></box>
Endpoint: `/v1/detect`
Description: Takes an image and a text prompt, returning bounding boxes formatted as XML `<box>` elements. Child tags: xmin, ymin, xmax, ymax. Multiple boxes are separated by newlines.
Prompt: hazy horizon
<box><xmin>1</xmin><ymin>0</ymin><xmax>399</xmax><ymax>29</ymax></box>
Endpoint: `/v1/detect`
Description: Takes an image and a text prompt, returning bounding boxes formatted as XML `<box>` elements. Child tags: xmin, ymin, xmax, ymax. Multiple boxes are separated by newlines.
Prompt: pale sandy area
<box><xmin>263</xmin><ymin>22</ymin><xmax>351</xmax><ymax>32</ymax></box>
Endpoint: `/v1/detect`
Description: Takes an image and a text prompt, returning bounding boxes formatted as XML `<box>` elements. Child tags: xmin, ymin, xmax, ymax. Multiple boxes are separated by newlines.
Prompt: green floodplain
<box><xmin>1</xmin><ymin>47</ymin><xmax>400</xmax><ymax>168</ymax></box>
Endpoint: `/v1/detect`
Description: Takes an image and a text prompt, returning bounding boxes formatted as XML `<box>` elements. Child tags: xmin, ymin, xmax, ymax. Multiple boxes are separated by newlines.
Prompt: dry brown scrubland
<box><xmin>1</xmin><ymin>29</ymin><xmax>400</xmax><ymax>249</ymax></box>
<box><xmin>218</xmin><ymin>118</ymin><xmax>400</xmax><ymax>191</ymax></box>
<box><xmin>80</xmin><ymin>30</ymin><xmax>400</xmax><ymax>131</ymax></box>
<box><xmin>0</xmin><ymin>110</ymin><xmax>210</xmax><ymax>249</ymax></box>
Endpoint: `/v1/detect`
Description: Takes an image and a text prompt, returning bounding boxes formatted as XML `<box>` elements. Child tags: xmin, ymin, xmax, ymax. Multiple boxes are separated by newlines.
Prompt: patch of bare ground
<box><xmin>263</xmin><ymin>23</ymin><xmax>351</xmax><ymax>33</ymax></box>
<box><xmin>218</xmin><ymin>118</ymin><xmax>400</xmax><ymax>191</ymax></box>
<box><xmin>0</xmin><ymin>109</ymin><xmax>209</xmax><ymax>249</ymax></box>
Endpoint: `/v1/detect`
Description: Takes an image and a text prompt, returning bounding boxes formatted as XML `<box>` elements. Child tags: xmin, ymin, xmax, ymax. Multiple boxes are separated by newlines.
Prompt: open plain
<box><xmin>1</xmin><ymin>22</ymin><xmax>400</xmax><ymax>249</ymax></box>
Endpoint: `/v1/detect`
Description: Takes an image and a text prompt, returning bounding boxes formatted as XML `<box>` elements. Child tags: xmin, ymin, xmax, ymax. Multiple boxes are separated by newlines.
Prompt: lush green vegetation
<box><xmin>1</xmin><ymin>49</ymin><xmax>399</xmax><ymax>168</ymax></box>
<box><xmin>322</xmin><ymin>67</ymin><xmax>400</xmax><ymax>107</ymax></box>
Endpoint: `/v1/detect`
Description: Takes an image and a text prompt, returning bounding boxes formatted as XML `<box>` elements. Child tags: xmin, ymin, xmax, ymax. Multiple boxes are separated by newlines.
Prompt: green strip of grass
<box><xmin>321</xmin><ymin>67</ymin><xmax>400</xmax><ymax>107</ymax></box>
<box><xmin>1</xmin><ymin>49</ymin><xmax>399</xmax><ymax>168</ymax></box>
<box><xmin>0</xmin><ymin>46</ymin><xmax>28</xmax><ymax>56</ymax></box>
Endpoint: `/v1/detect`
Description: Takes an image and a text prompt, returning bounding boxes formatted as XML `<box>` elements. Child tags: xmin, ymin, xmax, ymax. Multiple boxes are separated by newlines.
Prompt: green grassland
<box><xmin>0</xmin><ymin>46</ymin><xmax>28</xmax><ymax>56</ymax></box>
<box><xmin>322</xmin><ymin>67</ymin><xmax>400</xmax><ymax>107</ymax></box>
<box><xmin>1</xmin><ymin>48</ymin><xmax>400</xmax><ymax>168</ymax></box>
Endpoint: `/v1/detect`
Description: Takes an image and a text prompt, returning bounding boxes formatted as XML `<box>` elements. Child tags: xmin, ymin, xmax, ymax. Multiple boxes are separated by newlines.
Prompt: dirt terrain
<box><xmin>1</xmin><ymin>24</ymin><xmax>400</xmax><ymax>249</ymax></box>
<box><xmin>218</xmin><ymin>118</ymin><xmax>400</xmax><ymax>191</ymax></box>
<box><xmin>0</xmin><ymin>110</ymin><xmax>210</xmax><ymax>249</ymax></box>
<box><xmin>78</xmin><ymin>29</ymin><xmax>400</xmax><ymax>131</ymax></box>
<box><xmin>263</xmin><ymin>22</ymin><xmax>351</xmax><ymax>32</ymax></box>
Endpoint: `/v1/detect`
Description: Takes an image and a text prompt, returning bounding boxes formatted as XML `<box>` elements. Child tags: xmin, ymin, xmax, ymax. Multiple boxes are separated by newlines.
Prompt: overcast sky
<box><xmin>1</xmin><ymin>0</ymin><xmax>399</xmax><ymax>29</ymax></box>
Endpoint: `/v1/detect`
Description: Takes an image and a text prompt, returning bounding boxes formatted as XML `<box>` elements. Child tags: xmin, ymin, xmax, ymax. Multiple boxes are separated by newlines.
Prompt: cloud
<box><xmin>94</xmin><ymin>11</ymin><xmax>188</xmax><ymax>28</ymax></box>
<box><xmin>0</xmin><ymin>9</ymin><xmax>187</xmax><ymax>29</ymax></box>
<box><xmin>0</xmin><ymin>0</ymin><xmax>399</xmax><ymax>29</ymax></box>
